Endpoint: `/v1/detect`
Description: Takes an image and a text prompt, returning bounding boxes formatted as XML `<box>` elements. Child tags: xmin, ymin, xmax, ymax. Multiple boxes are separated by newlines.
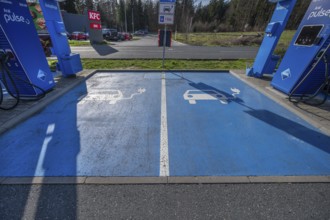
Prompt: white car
<box><xmin>183</xmin><ymin>90</ymin><xmax>228</xmax><ymax>104</ymax></box>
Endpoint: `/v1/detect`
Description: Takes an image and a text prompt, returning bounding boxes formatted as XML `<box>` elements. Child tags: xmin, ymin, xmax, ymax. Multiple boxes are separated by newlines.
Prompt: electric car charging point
<box><xmin>246</xmin><ymin>0</ymin><xmax>297</xmax><ymax>78</ymax></box>
<box><xmin>0</xmin><ymin>71</ymin><xmax>329</xmax><ymax>183</ymax></box>
<box><xmin>39</xmin><ymin>0</ymin><xmax>82</xmax><ymax>77</ymax></box>
<box><xmin>0</xmin><ymin>0</ymin><xmax>55</xmax><ymax>97</ymax></box>
<box><xmin>271</xmin><ymin>0</ymin><xmax>330</xmax><ymax>97</ymax></box>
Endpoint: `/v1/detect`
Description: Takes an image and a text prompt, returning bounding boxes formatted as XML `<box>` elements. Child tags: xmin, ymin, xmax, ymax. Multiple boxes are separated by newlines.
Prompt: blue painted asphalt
<box><xmin>0</xmin><ymin>71</ymin><xmax>329</xmax><ymax>177</ymax></box>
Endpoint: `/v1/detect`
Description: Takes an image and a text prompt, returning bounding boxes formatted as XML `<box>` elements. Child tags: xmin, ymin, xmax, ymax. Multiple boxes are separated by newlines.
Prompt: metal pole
<box><xmin>132</xmin><ymin>7</ymin><xmax>134</xmax><ymax>33</ymax></box>
<box><xmin>162</xmin><ymin>25</ymin><xmax>167</xmax><ymax>69</ymax></box>
<box><xmin>124</xmin><ymin>0</ymin><xmax>127</xmax><ymax>32</ymax></box>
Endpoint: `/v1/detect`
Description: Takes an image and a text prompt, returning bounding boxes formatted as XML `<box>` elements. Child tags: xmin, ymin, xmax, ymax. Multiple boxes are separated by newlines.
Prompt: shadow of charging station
<box><xmin>0</xmin><ymin>0</ymin><xmax>82</xmax><ymax>109</ymax></box>
<box><xmin>247</xmin><ymin>0</ymin><xmax>330</xmax><ymax>104</ymax></box>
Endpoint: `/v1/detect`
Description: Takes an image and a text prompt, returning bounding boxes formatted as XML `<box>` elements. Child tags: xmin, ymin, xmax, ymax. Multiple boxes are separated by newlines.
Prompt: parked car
<box><xmin>118</xmin><ymin>32</ymin><xmax>125</xmax><ymax>41</ymax></box>
<box><xmin>102</xmin><ymin>28</ymin><xmax>119</xmax><ymax>41</ymax></box>
<box><xmin>122</xmin><ymin>32</ymin><xmax>133</xmax><ymax>40</ymax></box>
<box><xmin>70</xmin><ymin>31</ymin><xmax>88</xmax><ymax>40</ymax></box>
<box><xmin>134</xmin><ymin>30</ymin><xmax>145</xmax><ymax>36</ymax></box>
<box><xmin>66</xmin><ymin>31</ymin><xmax>72</xmax><ymax>40</ymax></box>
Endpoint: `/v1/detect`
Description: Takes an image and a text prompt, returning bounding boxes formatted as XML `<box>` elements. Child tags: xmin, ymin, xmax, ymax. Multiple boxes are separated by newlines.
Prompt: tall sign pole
<box><xmin>159</xmin><ymin>0</ymin><xmax>176</xmax><ymax>69</ymax></box>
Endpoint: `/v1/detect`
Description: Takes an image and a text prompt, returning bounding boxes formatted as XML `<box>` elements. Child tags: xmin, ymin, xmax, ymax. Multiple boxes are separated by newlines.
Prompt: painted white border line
<box><xmin>160</xmin><ymin>72</ymin><xmax>170</xmax><ymax>176</ymax></box>
<box><xmin>1</xmin><ymin>176</ymin><xmax>330</xmax><ymax>185</ymax></box>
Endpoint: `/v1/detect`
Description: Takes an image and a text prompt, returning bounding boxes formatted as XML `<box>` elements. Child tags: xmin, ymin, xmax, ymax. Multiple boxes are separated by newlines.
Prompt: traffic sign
<box><xmin>159</xmin><ymin>0</ymin><xmax>175</xmax><ymax>25</ymax></box>
<box><xmin>159</xmin><ymin>15</ymin><xmax>174</xmax><ymax>25</ymax></box>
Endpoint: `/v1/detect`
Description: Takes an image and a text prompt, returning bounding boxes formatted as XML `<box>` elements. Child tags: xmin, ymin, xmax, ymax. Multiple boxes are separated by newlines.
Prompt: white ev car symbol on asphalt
<box><xmin>80</xmin><ymin>90</ymin><xmax>123</xmax><ymax>104</ymax></box>
<box><xmin>183</xmin><ymin>90</ymin><xmax>228</xmax><ymax>105</ymax></box>
<box><xmin>79</xmin><ymin>88</ymin><xmax>146</xmax><ymax>105</ymax></box>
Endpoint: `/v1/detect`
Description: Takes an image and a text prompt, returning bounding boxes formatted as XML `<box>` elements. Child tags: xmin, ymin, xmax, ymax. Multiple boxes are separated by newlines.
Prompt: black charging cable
<box><xmin>288</xmin><ymin>44</ymin><xmax>330</xmax><ymax>106</ymax></box>
<box><xmin>0</xmin><ymin>51</ymin><xmax>47</xmax><ymax>110</ymax></box>
<box><xmin>0</xmin><ymin>51</ymin><xmax>20</xmax><ymax>110</ymax></box>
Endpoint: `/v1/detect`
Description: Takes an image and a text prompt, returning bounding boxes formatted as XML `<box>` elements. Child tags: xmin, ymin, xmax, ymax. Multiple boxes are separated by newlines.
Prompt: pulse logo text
<box><xmin>3</xmin><ymin>9</ymin><xmax>30</xmax><ymax>25</ymax></box>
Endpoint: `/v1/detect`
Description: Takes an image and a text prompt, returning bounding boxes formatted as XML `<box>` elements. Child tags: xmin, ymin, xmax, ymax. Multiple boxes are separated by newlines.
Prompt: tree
<box><xmin>59</xmin><ymin>1</ymin><xmax>77</xmax><ymax>13</ymax></box>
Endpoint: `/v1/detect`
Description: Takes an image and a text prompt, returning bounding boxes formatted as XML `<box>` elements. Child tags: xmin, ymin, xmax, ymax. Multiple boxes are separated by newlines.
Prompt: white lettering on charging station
<box><xmin>0</xmin><ymin>0</ymin><xmax>12</xmax><ymax>4</ymax></box>
<box><xmin>308</xmin><ymin>6</ymin><xmax>330</xmax><ymax>20</ymax></box>
<box><xmin>19</xmin><ymin>3</ymin><xmax>27</xmax><ymax>7</ymax></box>
<box><xmin>45</xmin><ymin>3</ymin><xmax>58</xmax><ymax>10</ymax></box>
<box><xmin>3</xmin><ymin>10</ymin><xmax>30</xmax><ymax>25</ymax></box>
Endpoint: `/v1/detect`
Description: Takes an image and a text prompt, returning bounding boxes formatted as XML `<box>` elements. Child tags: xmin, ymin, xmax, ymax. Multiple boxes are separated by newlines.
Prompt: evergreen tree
<box><xmin>85</xmin><ymin>0</ymin><xmax>94</xmax><ymax>10</ymax></box>
<box><xmin>59</xmin><ymin>1</ymin><xmax>77</xmax><ymax>13</ymax></box>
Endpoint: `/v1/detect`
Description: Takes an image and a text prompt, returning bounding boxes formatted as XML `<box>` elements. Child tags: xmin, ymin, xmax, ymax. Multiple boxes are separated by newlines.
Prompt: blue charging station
<box><xmin>39</xmin><ymin>0</ymin><xmax>82</xmax><ymax>77</ymax></box>
<box><xmin>246</xmin><ymin>0</ymin><xmax>297</xmax><ymax>78</ymax></box>
<box><xmin>271</xmin><ymin>0</ymin><xmax>330</xmax><ymax>96</ymax></box>
<box><xmin>0</xmin><ymin>0</ymin><xmax>55</xmax><ymax>97</ymax></box>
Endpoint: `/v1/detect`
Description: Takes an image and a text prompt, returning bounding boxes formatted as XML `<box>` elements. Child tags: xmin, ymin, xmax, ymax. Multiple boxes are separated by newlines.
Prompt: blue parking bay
<box><xmin>166</xmin><ymin>72</ymin><xmax>330</xmax><ymax>176</ymax></box>
<box><xmin>0</xmin><ymin>72</ymin><xmax>161</xmax><ymax>177</ymax></box>
<box><xmin>0</xmin><ymin>71</ymin><xmax>329</xmax><ymax>178</ymax></box>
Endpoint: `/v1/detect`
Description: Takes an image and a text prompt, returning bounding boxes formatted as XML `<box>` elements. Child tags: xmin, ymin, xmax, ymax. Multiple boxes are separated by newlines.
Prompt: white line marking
<box><xmin>160</xmin><ymin>73</ymin><xmax>170</xmax><ymax>176</ymax></box>
<box><xmin>34</xmin><ymin>124</ymin><xmax>55</xmax><ymax>176</ymax></box>
<box><xmin>22</xmin><ymin>124</ymin><xmax>55</xmax><ymax>219</ymax></box>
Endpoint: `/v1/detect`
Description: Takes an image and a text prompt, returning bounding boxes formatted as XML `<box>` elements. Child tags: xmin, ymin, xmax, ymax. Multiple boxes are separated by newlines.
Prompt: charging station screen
<box><xmin>295</xmin><ymin>25</ymin><xmax>323</xmax><ymax>46</ymax></box>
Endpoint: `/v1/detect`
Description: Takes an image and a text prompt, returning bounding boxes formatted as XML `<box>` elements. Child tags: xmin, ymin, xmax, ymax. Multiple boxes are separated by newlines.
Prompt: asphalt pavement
<box><xmin>71</xmin><ymin>35</ymin><xmax>258</xmax><ymax>59</ymax></box>
<box><xmin>1</xmin><ymin>183</ymin><xmax>330</xmax><ymax>219</ymax></box>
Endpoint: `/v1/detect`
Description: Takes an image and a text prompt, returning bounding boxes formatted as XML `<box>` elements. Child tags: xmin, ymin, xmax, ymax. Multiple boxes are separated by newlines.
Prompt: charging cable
<box><xmin>0</xmin><ymin>51</ymin><xmax>20</xmax><ymax>110</ymax></box>
<box><xmin>0</xmin><ymin>51</ymin><xmax>47</xmax><ymax>110</ymax></box>
<box><xmin>288</xmin><ymin>43</ymin><xmax>330</xmax><ymax>106</ymax></box>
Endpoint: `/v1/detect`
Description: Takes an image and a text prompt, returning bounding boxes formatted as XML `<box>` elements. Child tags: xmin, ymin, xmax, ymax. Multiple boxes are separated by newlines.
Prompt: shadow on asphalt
<box><xmin>0</xmin><ymin>80</ymin><xmax>88</xmax><ymax>219</ymax></box>
<box><xmin>246</xmin><ymin>109</ymin><xmax>330</xmax><ymax>154</ymax></box>
<box><xmin>91</xmin><ymin>44</ymin><xmax>118</xmax><ymax>56</ymax></box>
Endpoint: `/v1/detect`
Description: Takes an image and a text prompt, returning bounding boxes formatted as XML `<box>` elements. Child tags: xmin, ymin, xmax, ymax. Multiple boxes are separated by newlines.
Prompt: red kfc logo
<box><xmin>88</xmin><ymin>10</ymin><xmax>101</xmax><ymax>21</ymax></box>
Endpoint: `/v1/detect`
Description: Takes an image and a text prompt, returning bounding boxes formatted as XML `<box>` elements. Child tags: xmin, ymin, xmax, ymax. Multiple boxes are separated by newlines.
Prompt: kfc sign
<box><xmin>88</xmin><ymin>10</ymin><xmax>101</xmax><ymax>21</ymax></box>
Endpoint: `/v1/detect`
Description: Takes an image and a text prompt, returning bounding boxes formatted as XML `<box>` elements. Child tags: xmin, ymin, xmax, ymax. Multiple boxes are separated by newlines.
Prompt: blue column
<box><xmin>39</xmin><ymin>0</ymin><xmax>82</xmax><ymax>77</ymax></box>
<box><xmin>246</xmin><ymin>0</ymin><xmax>297</xmax><ymax>78</ymax></box>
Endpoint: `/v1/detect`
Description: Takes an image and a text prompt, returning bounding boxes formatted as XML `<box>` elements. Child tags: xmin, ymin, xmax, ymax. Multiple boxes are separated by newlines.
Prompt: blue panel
<box><xmin>166</xmin><ymin>72</ymin><xmax>330</xmax><ymax>176</ymax></box>
<box><xmin>271</xmin><ymin>0</ymin><xmax>330</xmax><ymax>95</ymax></box>
<box><xmin>247</xmin><ymin>0</ymin><xmax>297</xmax><ymax>77</ymax></box>
<box><xmin>39</xmin><ymin>0</ymin><xmax>82</xmax><ymax>76</ymax></box>
<box><xmin>0</xmin><ymin>72</ymin><xmax>161</xmax><ymax>176</ymax></box>
<box><xmin>0</xmin><ymin>0</ymin><xmax>55</xmax><ymax>96</ymax></box>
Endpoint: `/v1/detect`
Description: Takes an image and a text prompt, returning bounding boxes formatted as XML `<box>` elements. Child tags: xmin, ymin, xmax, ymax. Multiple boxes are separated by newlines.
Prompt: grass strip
<box><xmin>80</xmin><ymin>59</ymin><xmax>252</xmax><ymax>70</ymax></box>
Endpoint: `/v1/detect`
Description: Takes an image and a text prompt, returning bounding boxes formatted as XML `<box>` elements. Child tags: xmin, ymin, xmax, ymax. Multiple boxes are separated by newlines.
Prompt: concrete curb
<box><xmin>1</xmin><ymin>176</ymin><xmax>329</xmax><ymax>185</ymax></box>
<box><xmin>85</xmin><ymin>177</ymin><xmax>168</xmax><ymax>184</ymax></box>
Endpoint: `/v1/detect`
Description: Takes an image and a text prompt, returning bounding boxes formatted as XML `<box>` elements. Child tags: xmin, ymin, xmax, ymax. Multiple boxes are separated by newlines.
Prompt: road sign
<box><xmin>159</xmin><ymin>15</ymin><xmax>174</xmax><ymax>25</ymax></box>
<box><xmin>159</xmin><ymin>0</ymin><xmax>175</xmax><ymax>25</ymax></box>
